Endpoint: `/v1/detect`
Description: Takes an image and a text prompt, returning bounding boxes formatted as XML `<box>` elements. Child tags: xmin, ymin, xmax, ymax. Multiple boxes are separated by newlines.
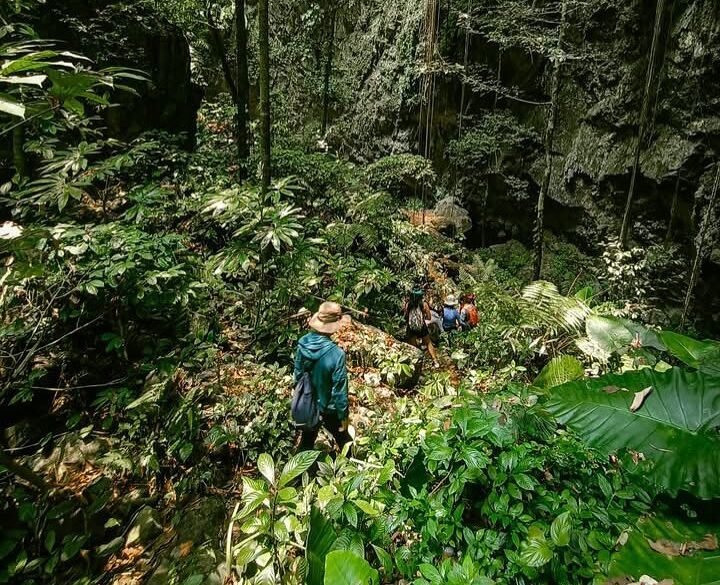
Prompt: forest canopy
<box><xmin>1</xmin><ymin>0</ymin><xmax>720</xmax><ymax>584</ymax></box>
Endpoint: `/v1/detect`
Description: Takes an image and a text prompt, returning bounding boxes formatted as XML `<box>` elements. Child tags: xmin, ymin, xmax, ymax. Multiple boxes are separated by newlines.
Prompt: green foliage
<box><xmin>545</xmin><ymin>366</ymin><xmax>720</xmax><ymax>499</ymax></box>
<box><xmin>228</xmin><ymin>450</ymin><xmax>320</xmax><ymax>584</ymax></box>
<box><xmin>533</xmin><ymin>355</ymin><xmax>584</xmax><ymax>389</ymax></box>
<box><xmin>355</xmin><ymin>395</ymin><xmax>650</xmax><ymax>584</ymax></box>
<box><xmin>324</xmin><ymin>550</ymin><xmax>379</xmax><ymax>585</ymax></box>
<box><xmin>364</xmin><ymin>154</ymin><xmax>435</xmax><ymax>197</ymax></box>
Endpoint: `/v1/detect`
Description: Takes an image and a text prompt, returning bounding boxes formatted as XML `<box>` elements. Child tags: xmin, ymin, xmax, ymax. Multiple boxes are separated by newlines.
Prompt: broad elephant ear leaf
<box><xmin>324</xmin><ymin>550</ymin><xmax>379</xmax><ymax>585</ymax></box>
<box><xmin>659</xmin><ymin>331</ymin><xmax>720</xmax><ymax>375</ymax></box>
<box><xmin>584</xmin><ymin>315</ymin><xmax>666</xmax><ymax>355</ymax></box>
<box><xmin>606</xmin><ymin>515</ymin><xmax>720</xmax><ymax>585</ymax></box>
<box><xmin>545</xmin><ymin>367</ymin><xmax>720</xmax><ymax>499</ymax></box>
<box><xmin>306</xmin><ymin>507</ymin><xmax>337</xmax><ymax>585</ymax></box>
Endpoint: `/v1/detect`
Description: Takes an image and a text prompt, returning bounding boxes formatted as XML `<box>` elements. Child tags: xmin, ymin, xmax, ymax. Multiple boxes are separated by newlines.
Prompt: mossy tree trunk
<box><xmin>321</xmin><ymin>5</ymin><xmax>336</xmax><ymax>136</ymax></box>
<box><xmin>681</xmin><ymin>164</ymin><xmax>720</xmax><ymax>327</ymax></box>
<box><xmin>532</xmin><ymin>0</ymin><xmax>567</xmax><ymax>281</ymax></box>
<box><xmin>619</xmin><ymin>0</ymin><xmax>666</xmax><ymax>246</ymax></box>
<box><xmin>258</xmin><ymin>0</ymin><xmax>272</xmax><ymax>193</ymax></box>
<box><xmin>207</xmin><ymin>6</ymin><xmax>238</xmax><ymax>103</ymax></box>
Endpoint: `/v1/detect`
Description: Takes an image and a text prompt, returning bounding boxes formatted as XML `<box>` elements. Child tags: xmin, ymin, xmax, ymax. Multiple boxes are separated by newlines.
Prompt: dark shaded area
<box><xmin>36</xmin><ymin>0</ymin><xmax>203</xmax><ymax>148</ymax></box>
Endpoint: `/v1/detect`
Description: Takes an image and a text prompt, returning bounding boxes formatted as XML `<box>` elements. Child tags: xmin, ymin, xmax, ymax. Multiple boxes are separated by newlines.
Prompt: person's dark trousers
<box><xmin>299</xmin><ymin>411</ymin><xmax>351</xmax><ymax>453</ymax></box>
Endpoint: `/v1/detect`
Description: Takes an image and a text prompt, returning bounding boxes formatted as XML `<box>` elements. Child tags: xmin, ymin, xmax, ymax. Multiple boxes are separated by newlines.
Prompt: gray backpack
<box><xmin>291</xmin><ymin>345</ymin><xmax>333</xmax><ymax>429</ymax></box>
<box><xmin>291</xmin><ymin>372</ymin><xmax>320</xmax><ymax>429</ymax></box>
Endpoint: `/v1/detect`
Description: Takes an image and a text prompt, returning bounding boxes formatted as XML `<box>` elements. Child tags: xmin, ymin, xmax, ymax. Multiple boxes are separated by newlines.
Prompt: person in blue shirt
<box><xmin>442</xmin><ymin>295</ymin><xmax>462</xmax><ymax>332</ymax></box>
<box><xmin>294</xmin><ymin>302</ymin><xmax>351</xmax><ymax>452</ymax></box>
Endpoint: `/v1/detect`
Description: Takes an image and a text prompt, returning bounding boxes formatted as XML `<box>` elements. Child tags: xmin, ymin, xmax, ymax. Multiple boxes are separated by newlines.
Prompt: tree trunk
<box><xmin>532</xmin><ymin>0</ymin><xmax>567</xmax><ymax>281</ymax></box>
<box><xmin>235</xmin><ymin>0</ymin><xmax>250</xmax><ymax>174</ymax></box>
<box><xmin>207</xmin><ymin>7</ymin><xmax>238</xmax><ymax>103</ymax></box>
<box><xmin>258</xmin><ymin>0</ymin><xmax>272</xmax><ymax>193</ymax></box>
<box><xmin>681</xmin><ymin>165</ymin><xmax>720</xmax><ymax>328</ymax></box>
<box><xmin>619</xmin><ymin>0</ymin><xmax>666</xmax><ymax>246</ymax></box>
<box><xmin>13</xmin><ymin>125</ymin><xmax>25</xmax><ymax>179</ymax></box>
<box><xmin>321</xmin><ymin>7</ymin><xmax>337</xmax><ymax>135</ymax></box>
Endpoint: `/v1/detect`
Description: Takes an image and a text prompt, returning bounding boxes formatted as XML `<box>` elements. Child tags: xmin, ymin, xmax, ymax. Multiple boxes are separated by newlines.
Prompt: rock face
<box><xmin>38</xmin><ymin>0</ymin><xmax>202</xmax><ymax>148</ymax></box>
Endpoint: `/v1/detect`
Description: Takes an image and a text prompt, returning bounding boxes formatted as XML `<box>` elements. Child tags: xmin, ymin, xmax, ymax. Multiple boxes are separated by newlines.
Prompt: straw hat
<box><xmin>308</xmin><ymin>302</ymin><xmax>351</xmax><ymax>334</ymax></box>
<box><xmin>444</xmin><ymin>294</ymin><xmax>459</xmax><ymax>307</ymax></box>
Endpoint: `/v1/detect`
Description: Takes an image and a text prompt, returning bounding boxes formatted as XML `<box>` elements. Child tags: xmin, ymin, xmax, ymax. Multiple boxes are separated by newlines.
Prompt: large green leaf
<box><xmin>607</xmin><ymin>515</ymin><xmax>720</xmax><ymax>585</ymax></box>
<box><xmin>324</xmin><ymin>550</ymin><xmax>379</xmax><ymax>585</ymax></box>
<box><xmin>306</xmin><ymin>507</ymin><xmax>337</xmax><ymax>585</ymax></box>
<box><xmin>659</xmin><ymin>331</ymin><xmax>720</xmax><ymax>375</ymax></box>
<box><xmin>279</xmin><ymin>450</ymin><xmax>319</xmax><ymax>488</ymax></box>
<box><xmin>545</xmin><ymin>367</ymin><xmax>720</xmax><ymax>499</ymax></box>
<box><xmin>0</xmin><ymin>93</ymin><xmax>25</xmax><ymax>118</ymax></box>
<box><xmin>581</xmin><ymin>315</ymin><xmax>666</xmax><ymax>358</ymax></box>
<box><xmin>534</xmin><ymin>355</ymin><xmax>585</xmax><ymax>389</ymax></box>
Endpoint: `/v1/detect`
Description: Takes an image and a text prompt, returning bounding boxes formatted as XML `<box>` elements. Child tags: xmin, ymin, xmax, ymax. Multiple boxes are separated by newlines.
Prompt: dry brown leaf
<box><xmin>630</xmin><ymin>386</ymin><xmax>653</xmax><ymax>412</ymax></box>
<box><xmin>649</xmin><ymin>538</ymin><xmax>683</xmax><ymax>556</ymax></box>
<box><xmin>630</xmin><ymin>450</ymin><xmax>646</xmax><ymax>464</ymax></box>
<box><xmin>648</xmin><ymin>533</ymin><xmax>718</xmax><ymax>557</ymax></box>
<box><xmin>694</xmin><ymin>533</ymin><xmax>719</xmax><ymax>551</ymax></box>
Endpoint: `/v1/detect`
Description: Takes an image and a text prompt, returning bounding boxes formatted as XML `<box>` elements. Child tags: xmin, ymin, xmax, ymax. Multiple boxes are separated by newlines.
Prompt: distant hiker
<box><xmin>442</xmin><ymin>295</ymin><xmax>462</xmax><ymax>332</ymax></box>
<box><xmin>293</xmin><ymin>302</ymin><xmax>352</xmax><ymax>452</ymax></box>
<box><xmin>460</xmin><ymin>293</ymin><xmax>479</xmax><ymax>330</ymax></box>
<box><xmin>403</xmin><ymin>289</ymin><xmax>439</xmax><ymax>367</ymax></box>
<box><xmin>428</xmin><ymin>306</ymin><xmax>443</xmax><ymax>343</ymax></box>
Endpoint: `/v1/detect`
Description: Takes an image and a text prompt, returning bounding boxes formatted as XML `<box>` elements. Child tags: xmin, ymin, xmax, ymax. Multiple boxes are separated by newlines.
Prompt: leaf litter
<box><xmin>647</xmin><ymin>533</ymin><xmax>718</xmax><ymax>557</ymax></box>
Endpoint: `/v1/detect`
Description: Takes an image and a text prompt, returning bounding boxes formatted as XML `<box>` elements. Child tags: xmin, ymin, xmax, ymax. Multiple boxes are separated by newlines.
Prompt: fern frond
<box><xmin>520</xmin><ymin>280</ymin><xmax>590</xmax><ymax>334</ymax></box>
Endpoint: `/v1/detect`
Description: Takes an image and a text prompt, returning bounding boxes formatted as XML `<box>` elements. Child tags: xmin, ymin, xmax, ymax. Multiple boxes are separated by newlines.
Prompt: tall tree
<box><xmin>681</xmin><ymin>164</ymin><xmax>720</xmax><ymax>327</ymax></box>
<box><xmin>532</xmin><ymin>0</ymin><xmax>568</xmax><ymax>280</ymax></box>
<box><xmin>206</xmin><ymin>4</ymin><xmax>239</xmax><ymax>102</ymax></box>
<box><xmin>619</xmin><ymin>0</ymin><xmax>666</xmax><ymax>246</ymax></box>
<box><xmin>258</xmin><ymin>0</ymin><xmax>272</xmax><ymax>192</ymax></box>
<box><xmin>321</xmin><ymin>2</ymin><xmax>337</xmax><ymax>135</ymax></box>
<box><xmin>235</xmin><ymin>0</ymin><xmax>250</xmax><ymax>172</ymax></box>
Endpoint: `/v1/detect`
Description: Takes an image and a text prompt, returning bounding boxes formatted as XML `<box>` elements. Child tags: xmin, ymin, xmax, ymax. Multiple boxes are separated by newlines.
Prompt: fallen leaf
<box><xmin>630</xmin><ymin>450</ymin><xmax>646</xmax><ymax>464</ymax></box>
<box><xmin>616</xmin><ymin>530</ymin><xmax>629</xmax><ymax>547</ymax></box>
<box><xmin>648</xmin><ymin>533</ymin><xmax>718</xmax><ymax>557</ymax></box>
<box><xmin>693</xmin><ymin>533</ymin><xmax>718</xmax><ymax>551</ymax></box>
<box><xmin>630</xmin><ymin>386</ymin><xmax>653</xmax><ymax>412</ymax></box>
<box><xmin>649</xmin><ymin>538</ymin><xmax>683</xmax><ymax>556</ymax></box>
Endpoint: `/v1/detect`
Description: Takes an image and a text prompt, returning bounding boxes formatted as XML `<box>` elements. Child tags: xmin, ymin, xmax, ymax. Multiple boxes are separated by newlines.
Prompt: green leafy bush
<box><xmin>364</xmin><ymin>154</ymin><xmax>436</xmax><ymax>197</ymax></box>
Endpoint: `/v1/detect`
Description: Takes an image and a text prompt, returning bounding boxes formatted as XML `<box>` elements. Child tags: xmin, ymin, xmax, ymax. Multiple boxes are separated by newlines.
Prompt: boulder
<box><xmin>333</xmin><ymin>321</ymin><xmax>424</xmax><ymax>389</ymax></box>
<box><xmin>126</xmin><ymin>506</ymin><xmax>162</xmax><ymax>546</ymax></box>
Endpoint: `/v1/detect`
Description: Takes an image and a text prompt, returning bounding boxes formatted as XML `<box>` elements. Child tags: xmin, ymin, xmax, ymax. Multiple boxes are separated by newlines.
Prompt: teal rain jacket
<box><xmin>293</xmin><ymin>332</ymin><xmax>349</xmax><ymax>420</ymax></box>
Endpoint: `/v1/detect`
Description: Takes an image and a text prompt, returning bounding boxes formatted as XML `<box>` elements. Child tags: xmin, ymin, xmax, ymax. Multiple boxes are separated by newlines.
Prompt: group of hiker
<box><xmin>403</xmin><ymin>288</ymin><xmax>479</xmax><ymax>366</ymax></box>
<box><xmin>291</xmin><ymin>290</ymin><xmax>479</xmax><ymax>453</ymax></box>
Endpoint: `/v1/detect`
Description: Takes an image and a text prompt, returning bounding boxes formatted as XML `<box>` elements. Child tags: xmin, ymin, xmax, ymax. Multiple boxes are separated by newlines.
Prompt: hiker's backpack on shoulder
<box><xmin>466</xmin><ymin>305</ymin><xmax>479</xmax><ymax>326</ymax></box>
<box><xmin>291</xmin><ymin>372</ymin><xmax>320</xmax><ymax>429</ymax></box>
<box><xmin>407</xmin><ymin>306</ymin><xmax>425</xmax><ymax>334</ymax></box>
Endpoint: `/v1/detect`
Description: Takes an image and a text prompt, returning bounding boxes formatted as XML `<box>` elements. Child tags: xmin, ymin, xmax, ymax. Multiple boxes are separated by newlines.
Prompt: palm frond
<box><xmin>520</xmin><ymin>280</ymin><xmax>590</xmax><ymax>334</ymax></box>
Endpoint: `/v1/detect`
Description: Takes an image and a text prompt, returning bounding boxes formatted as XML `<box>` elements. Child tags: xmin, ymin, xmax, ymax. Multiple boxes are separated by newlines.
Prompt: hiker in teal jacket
<box><xmin>294</xmin><ymin>302</ymin><xmax>351</xmax><ymax>452</ymax></box>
